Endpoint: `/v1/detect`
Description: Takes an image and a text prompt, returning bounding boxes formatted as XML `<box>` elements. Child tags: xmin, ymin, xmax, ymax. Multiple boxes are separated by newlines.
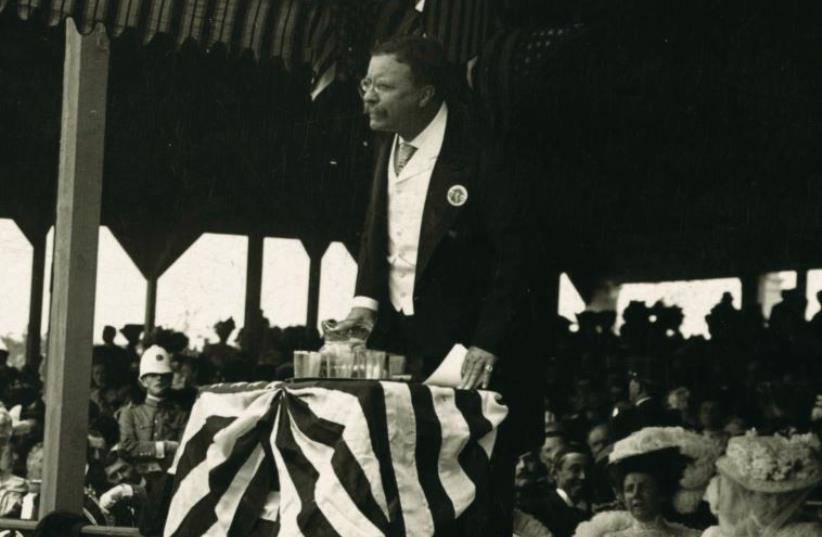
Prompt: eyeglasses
<box><xmin>358</xmin><ymin>78</ymin><xmax>394</xmax><ymax>97</ymax></box>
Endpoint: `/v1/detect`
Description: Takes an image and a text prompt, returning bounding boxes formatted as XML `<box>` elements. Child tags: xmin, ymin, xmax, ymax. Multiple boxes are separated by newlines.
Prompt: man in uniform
<box><xmin>118</xmin><ymin>345</ymin><xmax>187</xmax><ymax>479</ymax></box>
<box><xmin>335</xmin><ymin>35</ymin><xmax>541</xmax><ymax>536</ymax></box>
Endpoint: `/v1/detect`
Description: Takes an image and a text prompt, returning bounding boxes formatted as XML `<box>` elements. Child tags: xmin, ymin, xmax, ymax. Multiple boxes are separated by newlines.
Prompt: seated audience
<box><xmin>575</xmin><ymin>427</ymin><xmax>720</xmax><ymax>537</ymax></box>
<box><xmin>520</xmin><ymin>443</ymin><xmax>593</xmax><ymax>537</ymax></box>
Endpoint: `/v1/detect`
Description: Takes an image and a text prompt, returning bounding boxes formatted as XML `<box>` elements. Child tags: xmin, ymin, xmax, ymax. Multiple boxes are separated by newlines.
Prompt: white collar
<box><xmin>397</xmin><ymin>101</ymin><xmax>447</xmax><ymax>155</ymax></box>
<box><xmin>556</xmin><ymin>487</ymin><xmax>574</xmax><ymax>507</ymax></box>
<box><xmin>635</xmin><ymin>396</ymin><xmax>652</xmax><ymax>406</ymax></box>
<box><xmin>556</xmin><ymin>488</ymin><xmax>587</xmax><ymax>511</ymax></box>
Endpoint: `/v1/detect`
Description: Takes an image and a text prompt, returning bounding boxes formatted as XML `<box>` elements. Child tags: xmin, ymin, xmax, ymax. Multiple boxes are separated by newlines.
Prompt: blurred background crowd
<box><xmin>0</xmin><ymin>288</ymin><xmax>819</xmax><ymax>533</ymax></box>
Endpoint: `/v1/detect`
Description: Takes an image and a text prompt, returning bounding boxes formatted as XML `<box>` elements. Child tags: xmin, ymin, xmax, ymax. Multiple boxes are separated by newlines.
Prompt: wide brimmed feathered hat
<box><xmin>609</xmin><ymin>426</ymin><xmax>723</xmax><ymax>514</ymax></box>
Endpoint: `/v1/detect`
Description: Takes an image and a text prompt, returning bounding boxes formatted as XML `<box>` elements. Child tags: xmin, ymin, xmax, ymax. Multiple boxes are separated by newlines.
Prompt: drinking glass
<box><xmin>387</xmin><ymin>354</ymin><xmax>406</xmax><ymax>379</ymax></box>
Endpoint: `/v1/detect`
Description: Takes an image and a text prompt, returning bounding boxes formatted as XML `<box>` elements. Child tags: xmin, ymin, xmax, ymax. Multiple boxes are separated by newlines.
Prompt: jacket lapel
<box><xmin>415</xmin><ymin>115</ymin><xmax>474</xmax><ymax>280</ymax></box>
<box><xmin>366</xmin><ymin>137</ymin><xmax>391</xmax><ymax>263</ymax></box>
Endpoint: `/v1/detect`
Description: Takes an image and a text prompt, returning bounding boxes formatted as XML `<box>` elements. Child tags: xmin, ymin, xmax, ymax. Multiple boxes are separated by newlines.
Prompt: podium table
<box><xmin>163</xmin><ymin>380</ymin><xmax>508</xmax><ymax>537</ymax></box>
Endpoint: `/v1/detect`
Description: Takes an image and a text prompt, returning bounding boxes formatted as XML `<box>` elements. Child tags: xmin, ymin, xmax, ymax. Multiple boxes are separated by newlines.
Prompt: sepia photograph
<box><xmin>1</xmin><ymin>1</ymin><xmax>821</xmax><ymax>535</ymax></box>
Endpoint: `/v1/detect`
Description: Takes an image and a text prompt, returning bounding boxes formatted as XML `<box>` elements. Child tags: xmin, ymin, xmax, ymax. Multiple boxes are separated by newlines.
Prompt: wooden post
<box><xmin>144</xmin><ymin>276</ymin><xmax>158</xmax><ymax>338</ymax></box>
<box><xmin>796</xmin><ymin>268</ymin><xmax>808</xmax><ymax>302</ymax></box>
<box><xmin>41</xmin><ymin>20</ymin><xmax>109</xmax><ymax>517</ymax></box>
<box><xmin>740</xmin><ymin>272</ymin><xmax>760</xmax><ymax>310</ymax></box>
<box><xmin>244</xmin><ymin>234</ymin><xmax>264</xmax><ymax>359</ymax></box>
<box><xmin>25</xmin><ymin>232</ymin><xmax>47</xmax><ymax>368</ymax></box>
<box><xmin>304</xmin><ymin>241</ymin><xmax>327</xmax><ymax>330</ymax></box>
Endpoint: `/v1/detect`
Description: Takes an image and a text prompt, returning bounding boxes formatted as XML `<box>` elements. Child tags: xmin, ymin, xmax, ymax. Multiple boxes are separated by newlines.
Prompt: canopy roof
<box><xmin>1</xmin><ymin>0</ymin><xmax>821</xmax><ymax>284</ymax></box>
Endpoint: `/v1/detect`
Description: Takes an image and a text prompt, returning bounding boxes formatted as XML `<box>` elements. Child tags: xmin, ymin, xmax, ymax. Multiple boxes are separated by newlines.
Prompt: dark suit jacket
<box><xmin>610</xmin><ymin>397</ymin><xmax>680</xmax><ymax>441</ymax></box>
<box><xmin>522</xmin><ymin>488</ymin><xmax>589</xmax><ymax>537</ymax></box>
<box><xmin>355</xmin><ymin>102</ymin><xmax>541</xmax><ymax>452</ymax></box>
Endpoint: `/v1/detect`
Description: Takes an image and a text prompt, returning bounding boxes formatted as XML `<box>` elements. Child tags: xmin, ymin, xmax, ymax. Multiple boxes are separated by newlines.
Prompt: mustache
<box><xmin>363</xmin><ymin>104</ymin><xmax>383</xmax><ymax>115</ymax></box>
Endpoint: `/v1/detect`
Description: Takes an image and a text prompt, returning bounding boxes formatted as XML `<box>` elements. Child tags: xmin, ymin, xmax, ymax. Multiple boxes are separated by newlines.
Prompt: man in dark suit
<box><xmin>610</xmin><ymin>370</ymin><xmax>679</xmax><ymax>441</ymax></box>
<box><xmin>334</xmin><ymin>35</ymin><xmax>541</xmax><ymax>536</ymax></box>
<box><xmin>519</xmin><ymin>443</ymin><xmax>592</xmax><ymax>537</ymax></box>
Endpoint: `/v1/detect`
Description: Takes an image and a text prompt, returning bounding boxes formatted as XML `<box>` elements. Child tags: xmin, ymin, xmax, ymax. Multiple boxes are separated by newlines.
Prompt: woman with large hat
<box><xmin>702</xmin><ymin>432</ymin><xmax>822</xmax><ymax>537</ymax></box>
<box><xmin>575</xmin><ymin>427</ymin><xmax>721</xmax><ymax>537</ymax></box>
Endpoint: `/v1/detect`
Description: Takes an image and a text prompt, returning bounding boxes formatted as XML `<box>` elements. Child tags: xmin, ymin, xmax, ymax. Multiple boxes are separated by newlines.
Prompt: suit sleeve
<box><xmin>470</xmin><ymin>146</ymin><xmax>530</xmax><ymax>357</ymax></box>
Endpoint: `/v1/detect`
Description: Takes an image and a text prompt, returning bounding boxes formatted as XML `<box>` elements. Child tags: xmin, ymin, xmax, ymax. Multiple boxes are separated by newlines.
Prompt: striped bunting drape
<box><xmin>164</xmin><ymin>380</ymin><xmax>508</xmax><ymax>537</ymax></box>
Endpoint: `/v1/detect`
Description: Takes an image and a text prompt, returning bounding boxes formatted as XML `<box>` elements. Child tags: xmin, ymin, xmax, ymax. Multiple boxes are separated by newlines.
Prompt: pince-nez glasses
<box><xmin>358</xmin><ymin>78</ymin><xmax>393</xmax><ymax>97</ymax></box>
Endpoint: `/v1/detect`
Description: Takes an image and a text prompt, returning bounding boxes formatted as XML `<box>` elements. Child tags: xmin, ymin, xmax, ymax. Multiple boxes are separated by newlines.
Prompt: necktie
<box><xmin>394</xmin><ymin>142</ymin><xmax>417</xmax><ymax>175</ymax></box>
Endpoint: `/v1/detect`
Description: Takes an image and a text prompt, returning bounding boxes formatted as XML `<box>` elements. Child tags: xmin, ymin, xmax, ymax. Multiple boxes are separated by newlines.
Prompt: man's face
<box><xmin>106</xmin><ymin>459</ymin><xmax>138</xmax><ymax>486</ymax></box>
<box><xmin>539</xmin><ymin>436</ymin><xmax>567</xmax><ymax>468</ymax></box>
<box><xmin>553</xmin><ymin>453</ymin><xmax>590</xmax><ymax>503</ymax></box>
<box><xmin>140</xmin><ymin>373</ymin><xmax>172</xmax><ymax>397</ymax></box>
<box><xmin>91</xmin><ymin>364</ymin><xmax>107</xmax><ymax>388</ymax></box>
<box><xmin>362</xmin><ymin>54</ymin><xmax>427</xmax><ymax>135</ymax></box>
<box><xmin>587</xmin><ymin>426</ymin><xmax>610</xmax><ymax>459</ymax></box>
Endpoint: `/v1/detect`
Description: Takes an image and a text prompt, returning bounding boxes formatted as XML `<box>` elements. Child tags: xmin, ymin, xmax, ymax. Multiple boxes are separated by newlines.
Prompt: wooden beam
<box><xmin>796</xmin><ymin>268</ymin><xmax>808</xmax><ymax>302</ymax></box>
<box><xmin>144</xmin><ymin>276</ymin><xmax>157</xmax><ymax>338</ymax></box>
<box><xmin>304</xmin><ymin>241</ymin><xmax>328</xmax><ymax>330</ymax></box>
<box><xmin>25</xmin><ymin>232</ymin><xmax>46</xmax><ymax>368</ymax></box>
<box><xmin>41</xmin><ymin>19</ymin><xmax>109</xmax><ymax>517</ymax></box>
<box><xmin>740</xmin><ymin>272</ymin><xmax>760</xmax><ymax>309</ymax></box>
<box><xmin>243</xmin><ymin>234</ymin><xmax>264</xmax><ymax>359</ymax></box>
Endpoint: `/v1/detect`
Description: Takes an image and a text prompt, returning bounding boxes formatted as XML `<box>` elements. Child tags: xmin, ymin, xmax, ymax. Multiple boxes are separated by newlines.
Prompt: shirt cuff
<box><xmin>156</xmin><ymin>441</ymin><xmax>165</xmax><ymax>459</ymax></box>
<box><xmin>352</xmin><ymin>296</ymin><xmax>379</xmax><ymax>311</ymax></box>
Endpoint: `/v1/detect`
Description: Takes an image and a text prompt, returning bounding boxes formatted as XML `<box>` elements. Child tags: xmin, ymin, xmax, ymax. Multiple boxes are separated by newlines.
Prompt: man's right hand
<box><xmin>326</xmin><ymin>307</ymin><xmax>377</xmax><ymax>340</ymax></box>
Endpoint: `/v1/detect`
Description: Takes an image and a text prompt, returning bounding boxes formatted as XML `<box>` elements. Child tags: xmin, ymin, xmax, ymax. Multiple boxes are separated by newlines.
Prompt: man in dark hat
<box><xmin>332</xmin><ymin>34</ymin><xmax>540</xmax><ymax>536</ymax></box>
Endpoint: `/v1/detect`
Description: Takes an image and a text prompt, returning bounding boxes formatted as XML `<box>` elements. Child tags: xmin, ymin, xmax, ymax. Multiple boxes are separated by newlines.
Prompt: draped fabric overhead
<box><xmin>3</xmin><ymin>0</ymin><xmax>331</xmax><ymax>71</ymax></box>
<box><xmin>0</xmin><ymin>0</ymin><xmax>496</xmax><ymax>98</ymax></box>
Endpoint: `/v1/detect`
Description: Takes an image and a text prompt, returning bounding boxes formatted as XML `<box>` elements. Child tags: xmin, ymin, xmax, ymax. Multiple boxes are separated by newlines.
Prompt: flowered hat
<box><xmin>609</xmin><ymin>426</ymin><xmax>723</xmax><ymax>514</ymax></box>
<box><xmin>716</xmin><ymin>431</ymin><xmax>822</xmax><ymax>493</ymax></box>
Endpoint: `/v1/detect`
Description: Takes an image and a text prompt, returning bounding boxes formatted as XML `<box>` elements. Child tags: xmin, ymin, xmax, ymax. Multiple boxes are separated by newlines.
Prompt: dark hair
<box><xmin>104</xmin><ymin>449</ymin><xmax>127</xmax><ymax>468</ymax></box>
<box><xmin>552</xmin><ymin>442</ymin><xmax>591</xmax><ymax>471</ymax></box>
<box><xmin>372</xmin><ymin>35</ymin><xmax>448</xmax><ymax>97</ymax></box>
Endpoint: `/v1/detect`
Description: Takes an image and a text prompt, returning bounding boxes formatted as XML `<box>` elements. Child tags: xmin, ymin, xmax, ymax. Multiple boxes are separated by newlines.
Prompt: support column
<box><xmin>26</xmin><ymin>233</ymin><xmax>47</xmax><ymax>368</ymax></box>
<box><xmin>41</xmin><ymin>20</ymin><xmax>109</xmax><ymax>517</ymax></box>
<box><xmin>144</xmin><ymin>277</ymin><xmax>157</xmax><ymax>338</ymax></box>
<box><xmin>797</xmin><ymin>268</ymin><xmax>808</xmax><ymax>300</ymax></box>
<box><xmin>740</xmin><ymin>271</ymin><xmax>761</xmax><ymax>311</ymax></box>
<box><xmin>306</xmin><ymin>254</ymin><xmax>322</xmax><ymax>330</ymax></box>
<box><xmin>304</xmin><ymin>241</ymin><xmax>328</xmax><ymax>330</ymax></box>
<box><xmin>244</xmin><ymin>234</ymin><xmax>264</xmax><ymax>359</ymax></box>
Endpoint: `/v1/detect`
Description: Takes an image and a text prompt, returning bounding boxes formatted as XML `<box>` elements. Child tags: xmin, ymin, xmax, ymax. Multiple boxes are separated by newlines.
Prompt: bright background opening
<box><xmin>318</xmin><ymin>242</ymin><xmax>357</xmax><ymax>331</ymax></box>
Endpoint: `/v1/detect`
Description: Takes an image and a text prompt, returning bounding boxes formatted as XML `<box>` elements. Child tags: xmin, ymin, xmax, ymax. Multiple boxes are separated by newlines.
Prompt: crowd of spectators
<box><xmin>513</xmin><ymin>288</ymin><xmax>822</xmax><ymax>536</ymax></box>
<box><xmin>0</xmin><ymin>316</ymin><xmax>321</xmax><ymax>533</ymax></box>
<box><xmin>0</xmin><ymin>290</ymin><xmax>820</xmax><ymax>534</ymax></box>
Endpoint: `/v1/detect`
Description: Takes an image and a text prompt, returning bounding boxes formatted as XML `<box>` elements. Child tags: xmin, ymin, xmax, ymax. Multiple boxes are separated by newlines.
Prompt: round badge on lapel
<box><xmin>447</xmin><ymin>185</ymin><xmax>468</xmax><ymax>207</ymax></box>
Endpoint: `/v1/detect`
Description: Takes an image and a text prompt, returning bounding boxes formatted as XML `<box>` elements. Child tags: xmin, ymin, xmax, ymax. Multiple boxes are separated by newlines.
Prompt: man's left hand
<box><xmin>459</xmin><ymin>346</ymin><xmax>498</xmax><ymax>390</ymax></box>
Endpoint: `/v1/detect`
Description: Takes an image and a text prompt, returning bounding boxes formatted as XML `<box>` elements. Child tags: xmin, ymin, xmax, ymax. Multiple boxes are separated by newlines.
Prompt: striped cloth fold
<box><xmin>164</xmin><ymin>380</ymin><xmax>507</xmax><ymax>537</ymax></box>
